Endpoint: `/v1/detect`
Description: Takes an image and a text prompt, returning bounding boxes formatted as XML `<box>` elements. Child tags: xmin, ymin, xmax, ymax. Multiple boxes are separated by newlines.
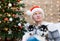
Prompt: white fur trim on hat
<box><xmin>32</xmin><ymin>8</ymin><xmax>44</xmax><ymax>18</ymax></box>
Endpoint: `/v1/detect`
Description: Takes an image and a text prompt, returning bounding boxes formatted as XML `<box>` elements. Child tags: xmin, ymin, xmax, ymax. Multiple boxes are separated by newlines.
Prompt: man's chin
<box><xmin>36</xmin><ymin>20</ymin><xmax>42</xmax><ymax>22</ymax></box>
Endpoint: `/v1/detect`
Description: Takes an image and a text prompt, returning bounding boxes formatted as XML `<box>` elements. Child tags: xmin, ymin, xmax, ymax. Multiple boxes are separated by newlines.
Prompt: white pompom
<box><xmin>26</xmin><ymin>10</ymin><xmax>32</xmax><ymax>16</ymax></box>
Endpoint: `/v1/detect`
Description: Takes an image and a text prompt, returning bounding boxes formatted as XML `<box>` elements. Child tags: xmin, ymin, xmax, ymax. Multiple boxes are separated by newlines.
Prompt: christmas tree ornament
<box><xmin>0</xmin><ymin>14</ymin><xmax>2</xmax><ymax>16</ymax></box>
<box><xmin>5</xmin><ymin>37</ymin><xmax>11</xmax><ymax>41</ymax></box>
<box><xmin>1</xmin><ymin>0</ymin><xmax>4</xmax><ymax>2</ymax></box>
<box><xmin>20</xmin><ymin>1</ymin><xmax>23</xmax><ymax>4</ymax></box>
<box><xmin>0</xmin><ymin>21</ymin><xmax>1</xmax><ymax>23</ymax></box>
<box><xmin>13</xmin><ymin>3</ymin><xmax>16</xmax><ymax>7</ymax></box>
<box><xmin>4</xmin><ymin>17</ymin><xmax>9</xmax><ymax>21</ymax></box>
<box><xmin>8</xmin><ymin>29</ymin><xmax>12</xmax><ymax>34</ymax></box>
<box><xmin>0</xmin><ymin>6</ymin><xmax>1</xmax><ymax>8</ymax></box>
<box><xmin>5</xmin><ymin>3</ymin><xmax>7</xmax><ymax>5</ymax></box>
<box><xmin>2</xmin><ymin>9</ymin><xmax>5</xmax><ymax>12</ymax></box>
<box><xmin>16</xmin><ymin>14</ymin><xmax>19</xmax><ymax>18</ymax></box>
<box><xmin>18</xmin><ymin>26</ymin><xmax>22</xmax><ymax>29</ymax></box>
<box><xmin>4</xmin><ymin>28</ymin><xmax>9</xmax><ymax>31</ymax></box>
<box><xmin>0</xmin><ymin>37</ymin><xmax>2</xmax><ymax>40</ymax></box>
<box><xmin>7</xmin><ymin>14</ymin><xmax>11</xmax><ymax>17</ymax></box>
<box><xmin>16</xmin><ymin>21</ymin><xmax>19</xmax><ymax>23</ymax></box>
<box><xmin>8</xmin><ymin>3</ymin><xmax>12</xmax><ymax>7</ymax></box>
<box><xmin>20</xmin><ymin>18</ymin><xmax>23</xmax><ymax>20</ymax></box>
<box><xmin>17</xmin><ymin>8</ymin><xmax>20</xmax><ymax>11</ymax></box>
<box><xmin>7</xmin><ymin>21</ymin><xmax>10</xmax><ymax>24</ymax></box>
<box><xmin>20</xmin><ymin>7</ymin><xmax>23</xmax><ymax>10</ymax></box>
<box><xmin>1</xmin><ymin>4</ymin><xmax>3</xmax><ymax>6</ymax></box>
<box><xmin>9</xmin><ymin>18</ymin><xmax>13</xmax><ymax>21</ymax></box>
<box><xmin>17</xmin><ymin>0</ymin><xmax>21</xmax><ymax>2</ymax></box>
<box><xmin>14</xmin><ymin>25</ymin><xmax>17</xmax><ymax>28</ymax></box>
<box><xmin>18</xmin><ymin>23</ymin><xmax>23</xmax><ymax>29</ymax></box>
<box><xmin>12</xmin><ymin>14</ymin><xmax>16</xmax><ymax>17</ymax></box>
<box><xmin>0</xmin><ymin>1</ymin><xmax>1</xmax><ymax>3</ymax></box>
<box><xmin>18</xmin><ymin>23</ymin><xmax>21</xmax><ymax>26</ymax></box>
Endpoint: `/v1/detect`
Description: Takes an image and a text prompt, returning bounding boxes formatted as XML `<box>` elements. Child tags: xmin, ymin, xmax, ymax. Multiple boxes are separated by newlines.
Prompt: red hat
<box><xmin>26</xmin><ymin>5</ymin><xmax>44</xmax><ymax>18</ymax></box>
<box><xmin>30</xmin><ymin>5</ymin><xmax>40</xmax><ymax>11</ymax></box>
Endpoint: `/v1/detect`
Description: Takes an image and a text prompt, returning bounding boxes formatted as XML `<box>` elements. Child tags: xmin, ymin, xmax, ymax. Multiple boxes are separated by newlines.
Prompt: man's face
<box><xmin>32</xmin><ymin>11</ymin><xmax>43</xmax><ymax>22</ymax></box>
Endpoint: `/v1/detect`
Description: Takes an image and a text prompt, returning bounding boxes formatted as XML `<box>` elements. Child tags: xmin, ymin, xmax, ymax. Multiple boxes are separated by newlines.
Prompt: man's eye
<box><xmin>35</xmin><ymin>13</ymin><xmax>37</xmax><ymax>14</ymax></box>
<box><xmin>33</xmin><ymin>13</ymin><xmax>37</xmax><ymax>15</ymax></box>
<box><xmin>39</xmin><ymin>13</ymin><xmax>41</xmax><ymax>14</ymax></box>
<box><xmin>33</xmin><ymin>12</ymin><xmax>41</xmax><ymax>15</ymax></box>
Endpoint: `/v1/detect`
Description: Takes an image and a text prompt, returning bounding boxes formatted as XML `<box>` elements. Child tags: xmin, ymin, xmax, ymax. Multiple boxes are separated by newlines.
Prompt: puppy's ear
<box><xmin>28</xmin><ymin>25</ymin><xmax>34</xmax><ymax>31</ymax></box>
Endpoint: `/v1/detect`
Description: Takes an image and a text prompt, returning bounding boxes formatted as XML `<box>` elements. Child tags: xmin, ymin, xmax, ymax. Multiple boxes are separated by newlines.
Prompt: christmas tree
<box><xmin>0</xmin><ymin>0</ymin><xmax>27</xmax><ymax>40</ymax></box>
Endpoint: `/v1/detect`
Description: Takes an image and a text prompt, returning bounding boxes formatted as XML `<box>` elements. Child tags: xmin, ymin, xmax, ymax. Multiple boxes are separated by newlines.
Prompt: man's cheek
<box><xmin>34</xmin><ymin>16</ymin><xmax>37</xmax><ymax>18</ymax></box>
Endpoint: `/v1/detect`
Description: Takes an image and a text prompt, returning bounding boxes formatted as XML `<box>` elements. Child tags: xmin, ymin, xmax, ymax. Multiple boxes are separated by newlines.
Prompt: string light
<box><xmin>25</xmin><ymin>17</ymin><xmax>27</xmax><ymax>19</ymax></box>
<box><xmin>45</xmin><ymin>10</ymin><xmax>46</xmax><ymax>12</ymax></box>
<box><xmin>45</xmin><ymin>1</ymin><xmax>48</xmax><ymax>4</ymax></box>
<box><xmin>57</xmin><ymin>8</ymin><xmax>60</xmax><ymax>11</ymax></box>
<box><xmin>32</xmin><ymin>1</ymin><xmax>35</xmax><ymax>3</ymax></box>
<box><xmin>57</xmin><ymin>19</ymin><xmax>60</xmax><ymax>21</ymax></box>
<box><xmin>38</xmin><ymin>2</ymin><xmax>40</xmax><ymax>4</ymax></box>
<box><xmin>50</xmin><ymin>13</ymin><xmax>53</xmax><ymax>16</ymax></box>
<box><xmin>57</xmin><ymin>1</ymin><xmax>60</xmax><ymax>3</ymax></box>
<box><xmin>51</xmin><ymin>5</ymin><xmax>53</xmax><ymax>8</ymax></box>
<box><xmin>51</xmin><ymin>0</ymin><xmax>53</xmax><ymax>4</ymax></box>
<box><xmin>49</xmin><ymin>8</ymin><xmax>52</xmax><ymax>11</ymax></box>
<box><xmin>51</xmin><ymin>17</ymin><xmax>53</xmax><ymax>19</ymax></box>
<box><xmin>56</xmin><ymin>4</ymin><xmax>59</xmax><ymax>7</ymax></box>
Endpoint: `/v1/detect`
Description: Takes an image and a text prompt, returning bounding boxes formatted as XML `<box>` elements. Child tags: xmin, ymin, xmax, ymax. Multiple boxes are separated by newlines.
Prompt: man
<box><xmin>22</xmin><ymin>5</ymin><xmax>60</xmax><ymax>41</ymax></box>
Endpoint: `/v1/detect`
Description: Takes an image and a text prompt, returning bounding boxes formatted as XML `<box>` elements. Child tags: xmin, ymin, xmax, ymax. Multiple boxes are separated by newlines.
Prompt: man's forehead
<box><xmin>33</xmin><ymin>11</ymin><xmax>42</xmax><ymax>14</ymax></box>
<box><xmin>35</xmin><ymin>11</ymin><xmax>41</xmax><ymax>13</ymax></box>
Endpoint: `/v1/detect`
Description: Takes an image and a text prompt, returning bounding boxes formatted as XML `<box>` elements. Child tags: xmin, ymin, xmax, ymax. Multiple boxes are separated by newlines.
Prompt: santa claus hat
<box><xmin>26</xmin><ymin>5</ymin><xmax>44</xmax><ymax>18</ymax></box>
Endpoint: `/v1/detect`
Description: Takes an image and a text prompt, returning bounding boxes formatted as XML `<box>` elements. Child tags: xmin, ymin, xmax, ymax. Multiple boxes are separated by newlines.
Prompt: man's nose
<box><xmin>37</xmin><ymin>14</ymin><xmax>40</xmax><ymax>17</ymax></box>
